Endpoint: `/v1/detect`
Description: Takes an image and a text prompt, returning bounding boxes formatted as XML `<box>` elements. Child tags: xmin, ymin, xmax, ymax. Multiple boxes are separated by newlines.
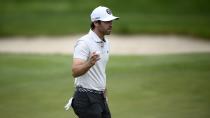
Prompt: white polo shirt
<box><xmin>73</xmin><ymin>30</ymin><xmax>110</xmax><ymax>91</ymax></box>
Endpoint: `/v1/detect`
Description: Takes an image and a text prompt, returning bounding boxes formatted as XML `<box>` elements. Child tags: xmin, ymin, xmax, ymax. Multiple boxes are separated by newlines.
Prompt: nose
<box><xmin>109</xmin><ymin>21</ymin><xmax>112</xmax><ymax>25</ymax></box>
<box><xmin>109</xmin><ymin>21</ymin><xmax>112</xmax><ymax>27</ymax></box>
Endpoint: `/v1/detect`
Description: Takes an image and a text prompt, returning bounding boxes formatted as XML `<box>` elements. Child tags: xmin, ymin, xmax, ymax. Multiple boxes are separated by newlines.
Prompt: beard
<box><xmin>105</xmin><ymin>28</ymin><xmax>112</xmax><ymax>35</ymax></box>
<box><xmin>98</xmin><ymin>26</ymin><xmax>112</xmax><ymax>35</ymax></box>
<box><xmin>105</xmin><ymin>31</ymin><xmax>111</xmax><ymax>35</ymax></box>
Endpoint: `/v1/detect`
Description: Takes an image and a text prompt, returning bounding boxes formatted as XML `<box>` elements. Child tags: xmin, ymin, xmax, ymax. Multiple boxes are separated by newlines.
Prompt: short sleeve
<box><xmin>73</xmin><ymin>40</ymin><xmax>89</xmax><ymax>60</ymax></box>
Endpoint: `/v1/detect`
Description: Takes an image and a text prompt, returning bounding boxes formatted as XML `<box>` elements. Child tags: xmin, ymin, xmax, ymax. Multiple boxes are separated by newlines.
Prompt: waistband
<box><xmin>76</xmin><ymin>86</ymin><xmax>104</xmax><ymax>94</ymax></box>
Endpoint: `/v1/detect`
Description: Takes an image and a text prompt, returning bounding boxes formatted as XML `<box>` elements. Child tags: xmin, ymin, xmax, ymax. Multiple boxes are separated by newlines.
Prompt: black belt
<box><xmin>76</xmin><ymin>86</ymin><xmax>104</xmax><ymax>94</ymax></box>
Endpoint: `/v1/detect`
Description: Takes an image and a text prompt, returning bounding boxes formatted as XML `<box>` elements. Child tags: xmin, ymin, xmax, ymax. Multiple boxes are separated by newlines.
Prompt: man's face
<box><xmin>98</xmin><ymin>21</ymin><xmax>113</xmax><ymax>35</ymax></box>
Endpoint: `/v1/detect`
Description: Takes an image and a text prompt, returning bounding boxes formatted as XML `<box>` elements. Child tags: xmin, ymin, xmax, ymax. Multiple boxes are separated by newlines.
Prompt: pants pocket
<box><xmin>72</xmin><ymin>91</ymin><xmax>90</xmax><ymax>113</ymax></box>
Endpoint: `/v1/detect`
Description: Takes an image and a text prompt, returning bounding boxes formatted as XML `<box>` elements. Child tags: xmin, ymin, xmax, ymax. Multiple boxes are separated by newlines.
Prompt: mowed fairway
<box><xmin>0</xmin><ymin>53</ymin><xmax>210</xmax><ymax>118</ymax></box>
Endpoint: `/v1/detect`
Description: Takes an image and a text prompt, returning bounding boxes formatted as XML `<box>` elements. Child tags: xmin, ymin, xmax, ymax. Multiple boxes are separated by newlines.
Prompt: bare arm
<box><xmin>72</xmin><ymin>52</ymin><xmax>100</xmax><ymax>78</ymax></box>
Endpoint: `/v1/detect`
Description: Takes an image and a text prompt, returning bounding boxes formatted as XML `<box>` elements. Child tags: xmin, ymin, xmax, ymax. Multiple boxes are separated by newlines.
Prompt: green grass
<box><xmin>0</xmin><ymin>0</ymin><xmax>210</xmax><ymax>38</ymax></box>
<box><xmin>0</xmin><ymin>53</ymin><xmax>210</xmax><ymax>118</ymax></box>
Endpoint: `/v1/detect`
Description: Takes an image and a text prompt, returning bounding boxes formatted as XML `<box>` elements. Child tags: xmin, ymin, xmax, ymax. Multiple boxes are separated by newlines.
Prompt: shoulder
<box><xmin>77</xmin><ymin>34</ymin><xmax>91</xmax><ymax>43</ymax></box>
<box><xmin>74</xmin><ymin>34</ymin><xmax>92</xmax><ymax>49</ymax></box>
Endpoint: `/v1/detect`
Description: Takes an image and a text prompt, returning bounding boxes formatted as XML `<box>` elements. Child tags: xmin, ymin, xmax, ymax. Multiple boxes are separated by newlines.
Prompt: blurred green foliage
<box><xmin>0</xmin><ymin>0</ymin><xmax>210</xmax><ymax>38</ymax></box>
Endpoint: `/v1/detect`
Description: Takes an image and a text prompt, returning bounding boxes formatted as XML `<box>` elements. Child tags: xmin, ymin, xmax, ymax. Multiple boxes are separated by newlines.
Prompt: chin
<box><xmin>106</xmin><ymin>31</ymin><xmax>111</xmax><ymax>35</ymax></box>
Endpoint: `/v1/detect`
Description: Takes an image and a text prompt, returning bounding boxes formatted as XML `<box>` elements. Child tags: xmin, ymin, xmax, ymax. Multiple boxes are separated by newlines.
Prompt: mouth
<box><xmin>108</xmin><ymin>26</ymin><xmax>112</xmax><ymax>30</ymax></box>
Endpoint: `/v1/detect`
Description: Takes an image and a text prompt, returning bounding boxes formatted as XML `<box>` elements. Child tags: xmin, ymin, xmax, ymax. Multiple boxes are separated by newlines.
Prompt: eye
<box><xmin>104</xmin><ymin>21</ymin><xmax>112</xmax><ymax>24</ymax></box>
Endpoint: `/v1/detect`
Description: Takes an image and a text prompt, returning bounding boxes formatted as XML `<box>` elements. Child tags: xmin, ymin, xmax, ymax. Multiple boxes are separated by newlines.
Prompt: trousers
<box><xmin>72</xmin><ymin>88</ymin><xmax>111</xmax><ymax>118</ymax></box>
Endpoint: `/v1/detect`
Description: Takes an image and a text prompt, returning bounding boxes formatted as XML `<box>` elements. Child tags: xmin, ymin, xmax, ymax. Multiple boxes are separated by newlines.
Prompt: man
<box><xmin>71</xmin><ymin>6</ymin><xmax>119</xmax><ymax>118</ymax></box>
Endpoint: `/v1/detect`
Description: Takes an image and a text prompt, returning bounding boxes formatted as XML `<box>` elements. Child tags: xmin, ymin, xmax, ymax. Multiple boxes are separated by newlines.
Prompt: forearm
<box><xmin>104</xmin><ymin>88</ymin><xmax>107</xmax><ymax>97</ymax></box>
<box><xmin>72</xmin><ymin>52</ymin><xmax>100</xmax><ymax>78</ymax></box>
<box><xmin>72</xmin><ymin>61</ymin><xmax>92</xmax><ymax>78</ymax></box>
<box><xmin>104</xmin><ymin>88</ymin><xmax>109</xmax><ymax>102</ymax></box>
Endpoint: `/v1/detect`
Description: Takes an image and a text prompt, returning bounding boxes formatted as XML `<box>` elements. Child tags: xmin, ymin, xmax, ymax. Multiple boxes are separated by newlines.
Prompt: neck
<box><xmin>93</xmin><ymin>29</ymin><xmax>104</xmax><ymax>40</ymax></box>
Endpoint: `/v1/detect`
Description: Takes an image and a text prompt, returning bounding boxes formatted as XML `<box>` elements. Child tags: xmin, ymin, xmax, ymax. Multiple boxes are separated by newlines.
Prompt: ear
<box><xmin>93</xmin><ymin>21</ymin><xmax>99</xmax><ymax>27</ymax></box>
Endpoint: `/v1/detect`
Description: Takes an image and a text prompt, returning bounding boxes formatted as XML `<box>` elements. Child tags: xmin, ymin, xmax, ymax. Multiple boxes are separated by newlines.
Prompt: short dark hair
<box><xmin>90</xmin><ymin>22</ymin><xmax>95</xmax><ymax>30</ymax></box>
<box><xmin>90</xmin><ymin>21</ymin><xmax>101</xmax><ymax>30</ymax></box>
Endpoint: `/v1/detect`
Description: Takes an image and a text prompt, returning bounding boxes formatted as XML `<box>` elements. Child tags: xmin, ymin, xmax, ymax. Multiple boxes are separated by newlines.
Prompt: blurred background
<box><xmin>1</xmin><ymin>0</ymin><xmax>210</xmax><ymax>38</ymax></box>
<box><xmin>0</xmin><ymin>0</ymin><xmax>210</xmax><ymax>118</ymax></box>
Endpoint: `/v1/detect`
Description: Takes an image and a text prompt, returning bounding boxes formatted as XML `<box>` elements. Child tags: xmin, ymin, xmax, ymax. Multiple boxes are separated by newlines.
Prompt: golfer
<box><xmin>71</xmin><ymin>6</ymin><xmax>119</xmax><ymax>118</ymax></box>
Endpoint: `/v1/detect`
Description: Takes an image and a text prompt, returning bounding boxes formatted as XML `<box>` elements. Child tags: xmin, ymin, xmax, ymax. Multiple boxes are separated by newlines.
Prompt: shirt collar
<box><xmin>89</xmin><ymin>29</ymin><xmax>106</xmax><ymax>43</ymax></box>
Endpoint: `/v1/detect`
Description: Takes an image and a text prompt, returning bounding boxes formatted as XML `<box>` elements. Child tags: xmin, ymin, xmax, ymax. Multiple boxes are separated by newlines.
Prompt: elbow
<box><xmin>72</xmin><ymin>72</ymin><xmax>78</xmax><ymax>78</ymax></box>
<box><xmin>72</xmin><ymin>69</ymin><xmax>77</xmax><ymax>78</ymax></box>
<box><xmin>72</xmin><ymin>68</ymin><xmax>79</xmax><ymax>78</ymax></box>
<box><xmin>72</xmin><ymin>73</ymin><xmax>75</xmax><ymax>78</ymax></box>
<box><xmin>71</xmin><ymin>65</ymin><xmax>87</xmax><ymax>78</ymax></box>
